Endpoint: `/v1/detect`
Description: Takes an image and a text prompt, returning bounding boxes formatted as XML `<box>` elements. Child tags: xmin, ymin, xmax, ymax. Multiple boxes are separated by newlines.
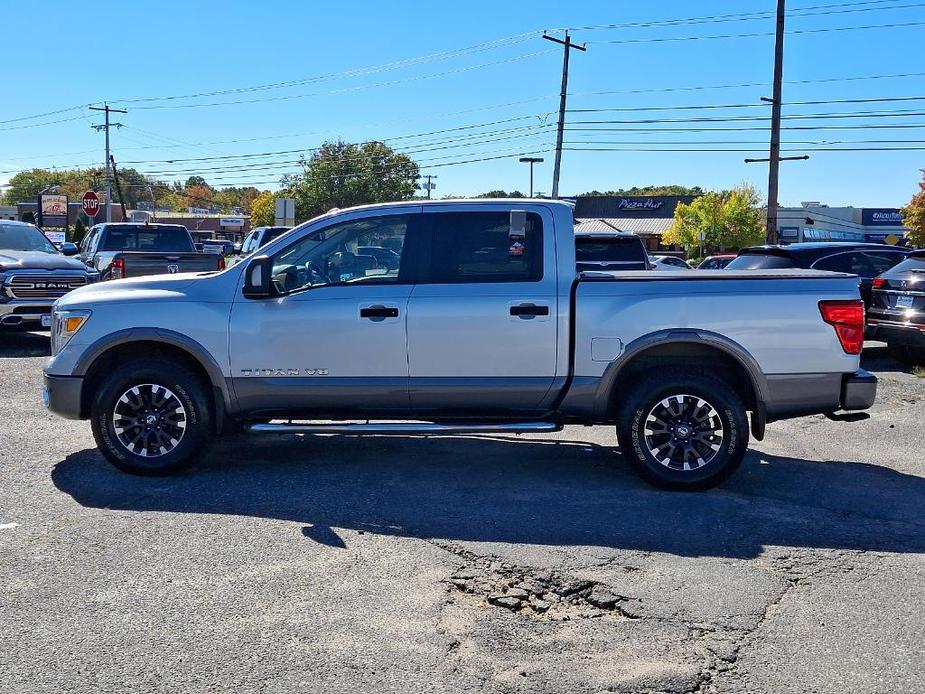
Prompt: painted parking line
<box><xmin>0</xmin><ymin>522</ymin><xmax>19</xmax><ymax>530</ymax></box>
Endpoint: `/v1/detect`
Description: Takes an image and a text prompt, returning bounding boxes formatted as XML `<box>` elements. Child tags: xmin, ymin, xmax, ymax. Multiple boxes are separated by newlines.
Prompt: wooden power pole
<box><xmin>765</xmin><ymin>0</ymin><xmax>786</xmax><ymax>245</ymax></box>
<box><xmin>543</xmin><ymin>31</ymin><xmax>585</xmax><ymax>199</ymax></box>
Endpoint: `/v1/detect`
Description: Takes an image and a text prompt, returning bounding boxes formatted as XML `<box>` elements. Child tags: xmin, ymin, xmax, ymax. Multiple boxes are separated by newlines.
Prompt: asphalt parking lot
<box><xmin>1</xmin><ymin>331</ymin><xmax>923</xmax><ymax>694</ymax></box>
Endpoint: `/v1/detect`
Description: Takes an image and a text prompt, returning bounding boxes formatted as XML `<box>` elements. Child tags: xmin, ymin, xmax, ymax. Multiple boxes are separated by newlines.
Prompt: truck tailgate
<box><xmin>118</xmin><ymin>252</ymin><xmax>222</xmax><ymax>278</ymax></box>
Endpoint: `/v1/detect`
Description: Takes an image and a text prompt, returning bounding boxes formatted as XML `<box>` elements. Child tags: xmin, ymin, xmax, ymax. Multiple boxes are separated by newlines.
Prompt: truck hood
<box><xmin>0</xmin><ymin>251</ymin><xmax>89</xmax><ymax>272</ymax></box>
<box><xmin>55</xmin><ymin>272</ymin><xmax>209</xmax><ymax>308</ymax></box>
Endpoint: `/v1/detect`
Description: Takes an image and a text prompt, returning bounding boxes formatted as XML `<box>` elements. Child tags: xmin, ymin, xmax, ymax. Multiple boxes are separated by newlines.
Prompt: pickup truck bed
<box><xmin>111</xmin><ymin>251</ymin><xmax>223</xmax><ymax>278</ymax></box>
<box><xmin>44</xmin><ymin>199</ymin><xmax>875</xmax><ymax>490</ymax></box>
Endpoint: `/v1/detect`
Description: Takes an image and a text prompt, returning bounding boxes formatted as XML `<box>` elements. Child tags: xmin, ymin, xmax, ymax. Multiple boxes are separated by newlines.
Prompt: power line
<box><xmin>567</xmin><ymin>95</ymin><xmax>925</xmax><ymax>113</ymax></box>
<box><xmin>120</xmin><ymin>49</ymin><xmax>555</xmax><ymax>111</ymax></box>
<box><xmin>587</xmin><ymin>20</ymin><xmax>925</xmax><ymax>45</ymax></box>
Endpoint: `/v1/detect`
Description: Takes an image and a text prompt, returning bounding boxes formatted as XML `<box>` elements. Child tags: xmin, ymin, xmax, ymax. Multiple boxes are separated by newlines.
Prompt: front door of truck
<box><xmin>406</xmin><ymin>206</ymin><xmax>559</xmax><ymax>414</ymax></box>
<box><xmin>229</xmin><ymin>208</ymin><xmax>424</xmax><ymax>416</ymax></box>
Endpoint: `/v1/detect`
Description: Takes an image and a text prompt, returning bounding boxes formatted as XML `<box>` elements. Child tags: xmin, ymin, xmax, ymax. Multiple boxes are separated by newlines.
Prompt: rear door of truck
<box><xmin>406</xmin><ymin>204</ymin><xmax>559</xmax><ymax>413</ymax></box>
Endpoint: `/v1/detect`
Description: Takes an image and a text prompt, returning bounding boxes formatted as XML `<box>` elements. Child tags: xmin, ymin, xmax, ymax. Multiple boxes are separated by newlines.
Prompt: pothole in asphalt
<box><xmin>442</xmin><ymin>545</ymin><xmax>643</xmax><ymax>621</ymax></box>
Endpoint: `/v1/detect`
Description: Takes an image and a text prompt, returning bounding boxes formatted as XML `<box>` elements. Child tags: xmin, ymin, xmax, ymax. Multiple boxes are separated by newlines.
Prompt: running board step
<box><xmin>246</xmin><ymin>421</ymin><xmax>561</xmax><ymax>435</ymax></box>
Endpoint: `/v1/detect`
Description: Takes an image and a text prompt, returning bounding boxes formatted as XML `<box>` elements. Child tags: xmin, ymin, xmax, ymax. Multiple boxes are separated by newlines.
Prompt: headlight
<box><xmin>51</xmin><ymin>309</ymin><xmax>91</xmax><ymax>356</ymax></box>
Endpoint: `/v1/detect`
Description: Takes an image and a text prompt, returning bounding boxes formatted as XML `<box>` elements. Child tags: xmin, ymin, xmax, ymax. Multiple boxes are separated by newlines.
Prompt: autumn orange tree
<box><xmin>901</xmin><ymin>169</ymin><xmax>925</xmax><ymax>247</ymax></box>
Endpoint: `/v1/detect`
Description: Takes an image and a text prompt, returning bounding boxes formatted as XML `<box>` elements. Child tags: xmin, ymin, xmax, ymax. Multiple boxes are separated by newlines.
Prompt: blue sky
<box><xmin>2</xmin><ymin>0</ymin><xmax>924</xmax><ymax>207</ymax></box>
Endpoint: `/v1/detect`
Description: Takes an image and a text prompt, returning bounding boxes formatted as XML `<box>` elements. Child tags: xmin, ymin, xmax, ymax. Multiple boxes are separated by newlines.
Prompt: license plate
<box><xmin>896</xmin><ymin>295</ymin><xmax>914</xmax><ymax>309</ymax></box>
<box><xmin>41</xmin><ymin>314</ymin><xmax>51</xmax><ymax>327</ymax></box>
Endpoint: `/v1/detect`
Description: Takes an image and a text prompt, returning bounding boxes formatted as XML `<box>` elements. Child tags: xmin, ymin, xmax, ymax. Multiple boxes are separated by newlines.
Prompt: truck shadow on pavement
<box><xmin>0</xmin><ymin>331</ymin><xmax>50</xmax><ymax>358</ymax></box>
<box><xmin>52</xmin><ymin>434</ymin><xmax>925</xmax><ymax>559</ymax></box>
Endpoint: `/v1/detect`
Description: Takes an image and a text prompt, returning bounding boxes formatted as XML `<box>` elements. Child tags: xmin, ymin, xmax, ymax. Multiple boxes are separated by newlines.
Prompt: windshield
<box><xmin>0</xmin><ymin>224</ymin><xmax>59</xmax><ymax>254</ymax></box>
<box><xmin>725</xmin><ymin>253</ymin><xmax>795</xmax><ymax>270</ymax></box>
<box><xmin>102</xmin><ymin>226</ymin><xmax>193</xmax><ymax>252</ymax></box>
<box><xmin>576</xmin><ymin>237</ymin><xmax>646</xmax><ymax>262</ymax></box>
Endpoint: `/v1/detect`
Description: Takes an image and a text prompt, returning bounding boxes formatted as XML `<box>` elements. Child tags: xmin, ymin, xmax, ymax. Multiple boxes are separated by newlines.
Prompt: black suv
<box><xmin>726</xmin><ymin>242</ymin><xmax>910</xmax><ymax>306</ymax></box>
<box><xmin>575</xmin><ymin>232</ymin><xmax>650</xmax><ymax>271</ymax></box>
<box><xmin>867</xmin><ymin>250</ymin><xmax>925</xmax><ymax>361</ymax></box>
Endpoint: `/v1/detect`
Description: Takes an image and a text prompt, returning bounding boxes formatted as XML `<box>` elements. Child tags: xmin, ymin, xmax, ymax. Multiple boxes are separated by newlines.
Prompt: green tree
<box><xmin>664</xmin><ymin>185</ymin><xmax>764</xmax><ymax>251</ymax></box>
<box><xmin>3</xmin><ymin>169</ymin><xmax>62</xmax><ymax>204</ymax></box>
<box><xmin>476</xmin><ymin>190</ymin><xmax>526</xmax><ymax>198</ymax></box>
<box><xmin>581</xmin><ymin>185</ymin><xmax>705</xmax><ymax>197</ymax></box>
<box><xmin>250</xmin><ymin>191</ymin><xmax>276</xmax><ymax>226</ymax></box>
<box><xmin>281</xmin><ymin>140</ymin><xmax>419</xmax><ymax>222</ymax></box>
<box><xmin>72</xmin><ymin>218</ymin><xmax>87</xmax><ymax>244</ymax></box>
<box><xmin>901</xmin><ymin>169</ymin><xmax>925</xmax><ymax>247</ymax></box>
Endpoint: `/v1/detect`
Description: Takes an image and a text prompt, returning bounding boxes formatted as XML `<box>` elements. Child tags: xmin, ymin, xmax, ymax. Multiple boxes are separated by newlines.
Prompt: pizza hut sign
<box><xmin>617</xmin><ymin>199</ymin><xmax>665</xmax><ymax>210</ymax></box>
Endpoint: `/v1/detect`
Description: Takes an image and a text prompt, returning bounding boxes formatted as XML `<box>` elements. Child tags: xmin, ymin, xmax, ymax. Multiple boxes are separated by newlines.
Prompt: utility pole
<box><xmin>519</xmin><ymin>156</ymin><xmax>544</xmax><ymax>197</ymax></box>
<box><xmin>90</xmin><ymin>103</ymin><xmax>126</xmax><ymax>222</ymax></box>
<box><xmin>765</xmin><ymin>0</ymin><xmax>786</xmax><ymax>245</ymax></box>
<box><xmin>543</xmin><ymin>31</ymin><xmax>585</xmax><ymax>199</ymax></box>
<box><xmin>422</xmin><ymin>174</ymin><xmax>437</xmax><ymax>200</ymax></box>
<box><xmin>744</xmin><ymin>0</ymin><xmax>808</xmax><ymax>244</ymax></box>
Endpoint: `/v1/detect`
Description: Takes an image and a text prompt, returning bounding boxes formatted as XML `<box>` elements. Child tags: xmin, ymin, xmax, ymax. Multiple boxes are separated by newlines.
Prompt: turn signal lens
<box><xmin>64</xmin><ymin>316</ymin><xmax>86</xmax><ymax>332</ymax></box>
<box><xmin>50</xmin><ymin>309</ymin><xmax>91</xmax><ymax>356</ymax></box>
<box><xmin>819</xmin><ymin>299</ymin><xmax>865</xmax><ymax>355</ymax></box>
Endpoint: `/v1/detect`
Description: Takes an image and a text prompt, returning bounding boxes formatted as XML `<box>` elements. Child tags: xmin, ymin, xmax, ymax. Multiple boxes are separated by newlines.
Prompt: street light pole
<box><xmin>519</xmin><ymin>157</ymin><xmax>544</xmax><ymax>197</ymax></box>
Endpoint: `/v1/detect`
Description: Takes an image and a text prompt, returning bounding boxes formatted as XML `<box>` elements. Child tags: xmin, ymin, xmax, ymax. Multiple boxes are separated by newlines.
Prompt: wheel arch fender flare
<box><xmin>73</xmin><ymin>327</ymin><xmax>234</xmax><ymax>414</ymax></box>
<box><xmin>594</xmin><ymin>328</ymin><xmax>770</xmax><ymax>427</ymax></box>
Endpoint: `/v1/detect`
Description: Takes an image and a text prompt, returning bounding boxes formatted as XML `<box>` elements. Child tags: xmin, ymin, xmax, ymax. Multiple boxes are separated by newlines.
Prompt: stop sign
<box><xmin>82</xmin><ymin>191</ymin><xmax>101</xmax><ymax>218</ymax></box>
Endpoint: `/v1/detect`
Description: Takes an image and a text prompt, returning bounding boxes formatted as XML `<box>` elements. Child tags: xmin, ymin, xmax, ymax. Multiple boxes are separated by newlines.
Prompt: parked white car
<box><xmin>649</xmin><ymin>255</ymin><xmax>693</xmax><ymax>270</ymax></box>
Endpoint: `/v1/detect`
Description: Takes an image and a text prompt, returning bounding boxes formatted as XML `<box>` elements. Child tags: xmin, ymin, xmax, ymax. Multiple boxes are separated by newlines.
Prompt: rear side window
<box><xmin>427</xmin><ymin>211</ymin><xmax>543</xmax><ymax>283</ymax></box>
<box><xmin>726</xmin><ymin>253</ymin><xmax>795</xmax><ymax>270</ymax></box>
<box><xmin>576</xmin><ymin>237</ymin><xmax>645</xmax><ymax>262</ymax></box>
<box><xmin>813</xmin><ymin>251</ymin><xmax>908</xmax><ymax>277</ymax></box>
<box><xmin>885</xmin><ymin>255</ymin><xmax>925</xmax><ymax>274</ymax></box>
<box><xmin>102</xmin><ymin>227</ymin><xmax>193</xmax><ymax>252</ymax></box>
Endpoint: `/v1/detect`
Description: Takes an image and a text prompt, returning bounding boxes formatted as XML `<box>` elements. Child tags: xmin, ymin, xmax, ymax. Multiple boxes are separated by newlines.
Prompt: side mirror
<box><xmin>60</xmin><ymin>242</ymin><xmax>79</xmax><ymax>256</ymax></box>
<box><xmin>243</xmin><ymin>255</ymin><xmax>273</xmax><ymax>299</ymax></box>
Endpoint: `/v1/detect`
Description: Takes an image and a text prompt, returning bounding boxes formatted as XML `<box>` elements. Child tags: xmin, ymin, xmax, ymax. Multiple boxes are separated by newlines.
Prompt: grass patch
<box><xmin>913</xmin><ymin>366</ymin><xmax>925</xmax><ymax>379</ymax></box>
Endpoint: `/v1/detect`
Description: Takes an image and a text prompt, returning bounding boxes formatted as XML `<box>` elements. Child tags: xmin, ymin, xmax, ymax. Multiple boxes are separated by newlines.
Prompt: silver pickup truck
<box><xmin>43</xmin><ymin>200</ymin><xmax>875</xmax><ymax>490</ymax></box>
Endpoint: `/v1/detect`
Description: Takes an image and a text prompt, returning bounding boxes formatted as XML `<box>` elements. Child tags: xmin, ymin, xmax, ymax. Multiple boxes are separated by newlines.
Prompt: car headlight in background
<box><xmin>51</xmin><ymin>309</ymin><xmax>91</xmax><ymax>355</ymax></box>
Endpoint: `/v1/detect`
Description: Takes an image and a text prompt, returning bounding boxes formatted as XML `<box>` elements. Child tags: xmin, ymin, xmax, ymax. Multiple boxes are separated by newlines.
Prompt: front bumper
<box><xmin>43</xmin><ymin>373</ymin><xmax>84</xmax><ymax>420</ymax></box>
<box><xmin>0</xmin><ymin>302</ymin><xmax>53</xmax><ymax>327</ymax></box>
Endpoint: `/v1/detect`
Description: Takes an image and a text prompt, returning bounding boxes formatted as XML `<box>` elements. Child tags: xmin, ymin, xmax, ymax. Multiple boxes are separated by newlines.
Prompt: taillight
<box><xmin>872</xmin><ymin>277</ymin><xmax>886</xmax><ymax>289</ymax></box>
<box><xmin>111</xmin><ymin>257</ymin><xmax>125</xmax><ymax>280</ymax></box>
<box><xmin>819</xmin><ymin>299</ymin><xmax>865</xmax><ymax>355</ymax></box>
<box><xmin>218</xmin><ymin>257</ymin><xmax>226</xmax><ymax>270</ymax></box>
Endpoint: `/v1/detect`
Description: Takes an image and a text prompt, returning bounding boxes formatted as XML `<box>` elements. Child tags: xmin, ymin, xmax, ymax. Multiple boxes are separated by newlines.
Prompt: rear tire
<box><xmin>90</xmin><ymin>358</ymin><xmax>214</xmax><ymax>475</ymax></box>
<box><xmin>616</xmin><ymin>370</ymin><xmax>749</xmax><ymax>491</ymax></box>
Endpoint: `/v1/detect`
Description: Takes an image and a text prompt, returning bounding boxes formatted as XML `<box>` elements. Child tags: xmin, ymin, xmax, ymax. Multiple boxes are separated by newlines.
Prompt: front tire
<box><xmin>91</xmin><ymin>358</ymin><xmax>214</xmax><ymax>475</ymax></box>
<box><xmin>616</xmin><ymin>370</ymin><xmax>748</xmax><ymax>491</ymax></box>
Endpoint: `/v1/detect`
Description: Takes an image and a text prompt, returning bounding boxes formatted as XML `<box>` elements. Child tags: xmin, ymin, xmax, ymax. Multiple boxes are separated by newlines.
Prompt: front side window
<box><xmin>270</xmin><ymin>214</ymin><xmax>410</xmax><ymax>293</ymax></box>
<box><xmin>427</xmin><ymin>211</ymin><xmax>543</xmax><ymax>283</ymax></box>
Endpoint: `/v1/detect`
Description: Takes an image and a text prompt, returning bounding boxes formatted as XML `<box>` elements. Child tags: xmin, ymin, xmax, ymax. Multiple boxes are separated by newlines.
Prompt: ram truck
<box><xmin>79</xmin><ymin>222</ymin><xmax>224</xmax><ymax>280</ymax></box>
<box><xmin>0</xmin><ymin>220</ymin><xmax>98</xmax><ymax>329</ymax></box>
<box><xmin>43</xmin><ymin>200</ymin><xmax>876</xmax><ymax>490</ymax></box>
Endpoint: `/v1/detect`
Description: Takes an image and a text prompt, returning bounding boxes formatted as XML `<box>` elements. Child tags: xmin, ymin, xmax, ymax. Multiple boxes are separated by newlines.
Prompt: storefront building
<box><xmin>571</xmin><ymin>195</ymin><xmax>697</xmax><ymax>251</ymax></box>
<box><xmin>777</xmin><ymin>203</ymin><xmax>908</xmax><ymax>245</ymax></box>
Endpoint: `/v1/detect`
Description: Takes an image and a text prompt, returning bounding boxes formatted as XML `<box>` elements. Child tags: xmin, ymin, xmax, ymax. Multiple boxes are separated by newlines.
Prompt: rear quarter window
<box><xmin>725</xmin><ymin>254</ymin><xmax>796</xmax><ymax>270</ymax></box>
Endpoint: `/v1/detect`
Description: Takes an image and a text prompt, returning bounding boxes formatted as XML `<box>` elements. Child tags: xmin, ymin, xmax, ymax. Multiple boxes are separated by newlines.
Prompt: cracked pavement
<box><xmin>1</xmin><ymin>332</ymin><xmax>923</xmax><ymax>693</ymax></box>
